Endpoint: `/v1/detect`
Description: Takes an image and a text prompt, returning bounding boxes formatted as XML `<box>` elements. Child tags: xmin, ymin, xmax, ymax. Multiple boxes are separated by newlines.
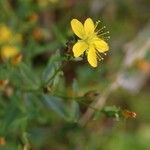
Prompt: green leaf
<box><xmin>102</xmin><ymin>106</ymin><xmax>121</xmax><ymax>118</ymax></box>
<box><xmin>42</xmin><ymin>95</ymin><xmax>68</xmax><ymax>120</ymax></box>
<box><xmin>25</xmin><ymin>40</ymin><xmax>59</xmax><ymax>57</ymax></box>
<box><xmin>0</xmin><ymin>63</ymin><xmax>11</xmax><ymax>79</ymax></box>
<box><xmin>10</xmin><ymin>116</ymin><xmax>28</xmax><ymax>132</ymax></box>
<box><xmin>42</xmin><ymin>51</ymin><xmax>62</xmax><ymax>85</ymax></box>
<box><xmin>69</xmin><ymin>101</ymin><xmax>80</xmax><ymax>122</ymax></box>
<box><xmin>93</xmin><ymin>106</ymin><xmax>121</xmax><ymax>120</ymax></box>
<box><xmin>18</xmin><ymin>63</ymin><xmax>40</xmax><ymax>90</ymax></box>
<box><xmin>93</xmin><ymin>110</ymin><xmax>102</xmax><ymax>120</ymax></box>
<box><xmin>72</xmin><ymin>79</ymin><xmax>79</xmax><ymax>96</ymax></box>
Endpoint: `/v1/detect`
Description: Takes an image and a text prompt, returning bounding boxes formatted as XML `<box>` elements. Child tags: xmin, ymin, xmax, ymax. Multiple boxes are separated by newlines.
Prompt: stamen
<box><xmin>95</xmin><ymin>20</ymin><xmax>101</xmax><ymax>30</ymax></box>
<box><xmin>104</xmin><ymin>36</ymin><xmax>110</xmax><ymax>41</ymax></box>
<box><xmin>106</xmin><ymin>36</ymin><xmax>110</xmax><ymax>39</ymax></box>
<box><xmin>99</xmin><ymin>31</ymin><xmax>109</xmax><ymax>36</ymax></box>
<box><xmin>94</xmin><ymin>20</ymin><xmax>110</xmax><ymax>42</ymax></box>
<box><xmin>96</xmin><ymin>55</ymin><xmax>102</xmax><ymax>61</ymax></box>
<box><xmin>101</xmin><ymin>51</ymin><xmax>108</xmax><ymax>56</ymax></box>
<box><xmin>96</xmin><ymin>26</ymin><xmax>106</xmax><ymax>33</ymax></box>
<box><xmin>96</xmin><ymin>26</ymin><xmax>106</xmax><ymax>34</ymax></box>
<box><xmin>101</xmin><ymin>35</ymin><xmax>110</xmax><ymax>41</ymax></box>
<box><xmin>96</xmin><ymin>51</ymin><xmax>104</xmax><ymax>61</ymax></box>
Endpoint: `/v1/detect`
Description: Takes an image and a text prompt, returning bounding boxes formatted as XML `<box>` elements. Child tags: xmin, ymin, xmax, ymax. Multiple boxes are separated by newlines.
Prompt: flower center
<box><xmin>84</xmin><ymin>33</ymin><xmax>97</xmax><ymax>45</ymax></box>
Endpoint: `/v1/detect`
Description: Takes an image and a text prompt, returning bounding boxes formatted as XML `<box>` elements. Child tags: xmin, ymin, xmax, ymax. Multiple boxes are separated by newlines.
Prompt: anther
<box><xmin>100</xmin><ymin>31</ymin><xmax>109</xmax><ymax>36</ymax></box>
<box><xmin>97</xmin><ymin>26</ymin><xmax>107</xmax><ymax>34</ymax></box>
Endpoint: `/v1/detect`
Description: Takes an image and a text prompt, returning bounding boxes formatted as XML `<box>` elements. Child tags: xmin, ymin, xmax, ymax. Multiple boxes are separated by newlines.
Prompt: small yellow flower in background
<box><xmin>0</xmin><ymin>24</ymin><xmax>22</xmax><ymax>44</ymax></box>
<box><xmin>0</xmin><ymin>45</ymin><xmax>19</xmax><ymax>60</ymax></box>
<box><xmin>71</xmin><ymin>18</ymin><xmax>109</xmax><ymax>67</ymax></box>
<box><xmin>0</xmin><ymin>24</ymin><xmax>12</xmax><ymax>43</ymax></box>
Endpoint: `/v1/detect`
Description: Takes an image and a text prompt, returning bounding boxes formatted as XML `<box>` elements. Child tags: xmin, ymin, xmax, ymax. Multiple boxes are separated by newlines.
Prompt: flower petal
<box><xmin>71</xmin><ymin>19</ymin><xmax>85</xmax><ymax>39</ymax></box>
<box><xmin>84</xmin><ymin>18</ymin><xmax>95</xmax><ymax>35</ymax></box>
<box><xmin>94</xmin><ymin>39</ymin><xmax>109</xmax><ymax>52</ymax></box>
<box><xmin>87</xmin><ymin>45</ymin><xmax>97</xmax><ymax>67</ymax></box>
<box><xmin>73</xmin><ymin>40</ymin><xmax>88</xmax><ymax>57</ymax></box>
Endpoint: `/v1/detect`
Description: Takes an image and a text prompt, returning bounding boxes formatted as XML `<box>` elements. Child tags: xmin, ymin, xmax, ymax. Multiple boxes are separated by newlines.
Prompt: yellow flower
<box><xmin>0</xmin><ymin>46</ymin><xmax>19</xmax><ymax>60</ymax></box>
<box><xmin>71</xmin><ymin>18</ymin><xmax>109</xmax><ymax>67</ymax></box>
<box><xmin>0</xmin><ymin>24</ymin><xmax>12</xmax><ymax>43</ymax></box>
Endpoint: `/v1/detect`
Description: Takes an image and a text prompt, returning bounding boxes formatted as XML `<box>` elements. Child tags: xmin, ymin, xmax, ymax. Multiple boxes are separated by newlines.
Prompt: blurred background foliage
<box><xmin>0</xmin><ymin>0</ymin><xmax>150</xmax><ymax>149</ymax></box>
